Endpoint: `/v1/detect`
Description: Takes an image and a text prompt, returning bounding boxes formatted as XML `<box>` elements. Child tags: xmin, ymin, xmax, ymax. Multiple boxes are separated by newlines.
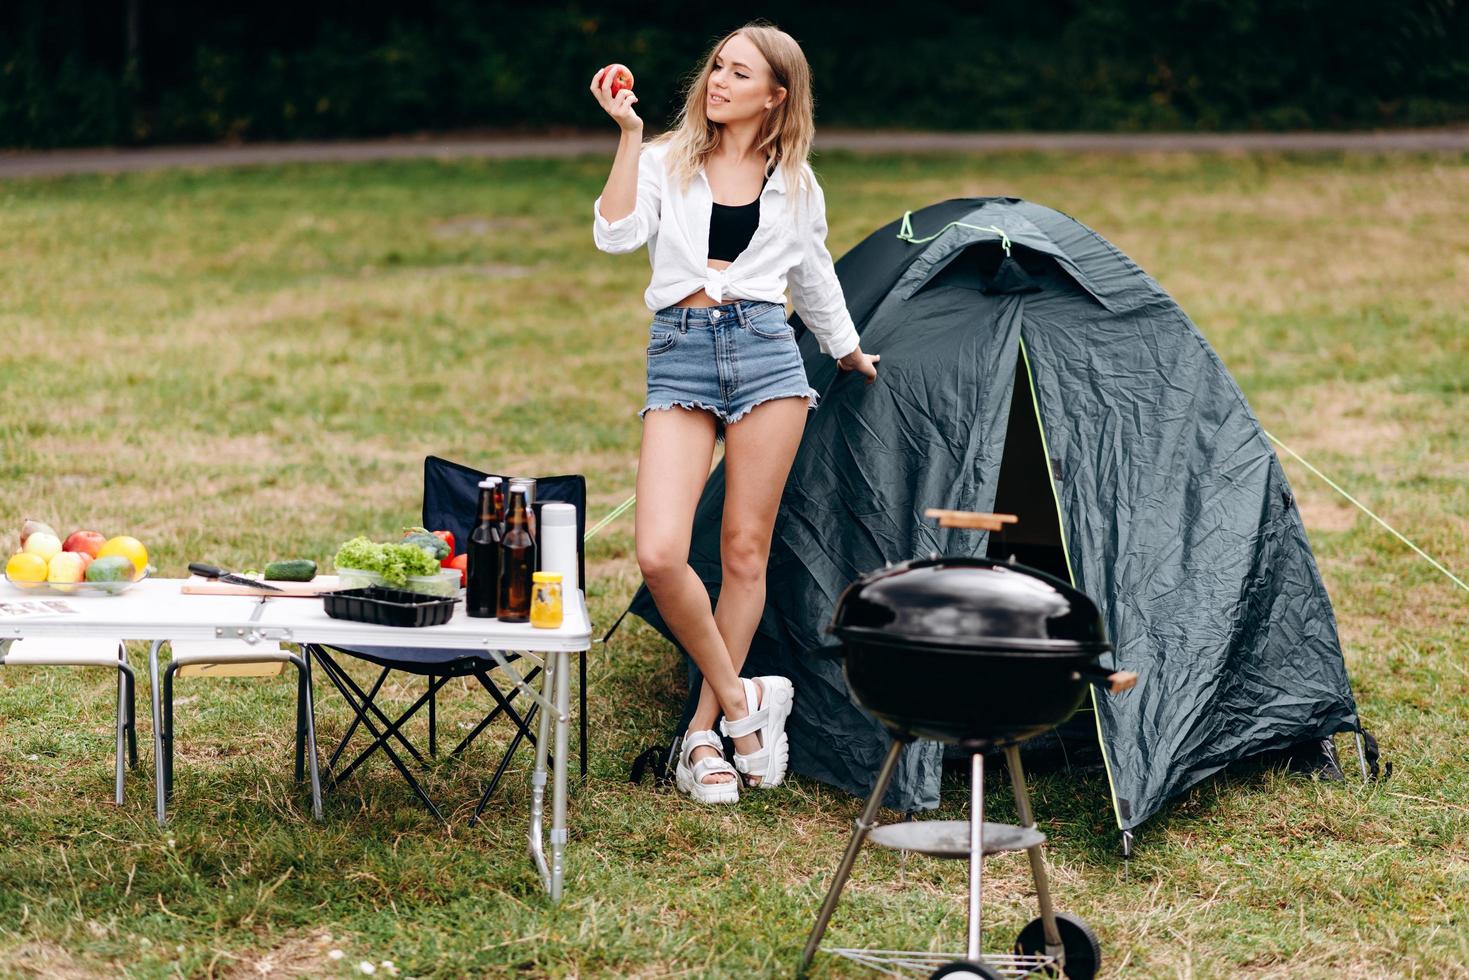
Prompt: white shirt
<box><xmin>592</xmin><ymin>141</ymin><xmax>861</xmax><ymax>360</ymax></box>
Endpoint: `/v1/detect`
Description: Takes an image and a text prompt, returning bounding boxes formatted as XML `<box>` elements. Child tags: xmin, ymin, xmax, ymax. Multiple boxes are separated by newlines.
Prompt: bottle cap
<box><xmin>540</xmin><ymin>503</ymin><xmax>576</xmax><ymax>527</ymax></box>
<box><xmin>478</xmin><ymin>476</ymin><xmax>502</xmax><ymax>489</ymax></box>
<box><xmin>532</xmin><ymin>571</ymin><xmax>562</xmax><ymax>583</ymax></box>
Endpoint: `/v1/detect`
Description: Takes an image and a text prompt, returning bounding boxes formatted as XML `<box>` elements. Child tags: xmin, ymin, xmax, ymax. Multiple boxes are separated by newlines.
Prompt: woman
<box><xmin>591</xmin><ymin>23</ymin><xmax>880</xmax><ymax>803</ymax></box>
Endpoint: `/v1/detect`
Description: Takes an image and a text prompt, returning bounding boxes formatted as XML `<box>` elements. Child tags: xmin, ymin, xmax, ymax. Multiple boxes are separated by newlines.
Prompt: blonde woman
<box><xmin>591</xmin><ymin>23</ymin><xmax>880</xmax><ymax>803</ymax></box>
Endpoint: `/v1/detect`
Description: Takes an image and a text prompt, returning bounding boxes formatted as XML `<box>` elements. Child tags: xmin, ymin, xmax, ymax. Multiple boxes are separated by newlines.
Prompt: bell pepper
<box><xmin>433</xmin><ymin>530</ymin><xmax>456</xmax><ymax>566</ymax></box>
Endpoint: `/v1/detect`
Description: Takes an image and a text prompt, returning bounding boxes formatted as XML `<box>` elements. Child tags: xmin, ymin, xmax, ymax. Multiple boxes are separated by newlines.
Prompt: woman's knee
<box><xmin>721</xmin><ymin>528</ymin><xmax>769</xmax><ymax>585</ymax></box>
<box><xmin>637</xmin><ymin>540</ymin><xmax>688</xmax><ymax>589</ymax></box>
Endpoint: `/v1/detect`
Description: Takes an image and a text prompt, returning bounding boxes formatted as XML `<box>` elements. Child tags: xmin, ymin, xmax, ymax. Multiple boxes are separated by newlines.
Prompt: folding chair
<box><xmin>309</xmin><ymin>642</ymin><xmax>551</xmax><ymax>824</ymax></box>
<box><xmin>149</xmin><ymin>638</ymin><xmax>321</xmax><ymax>826</ymax></box>
<box><xmin>0</xmin><ymin>637</ymin><xmax>137</xmax><ymax>804</ymax></box>
<box><xmin>318</xmin><ymin>455</ymin><xmax>588</xmax><ymax>823</ymax></box>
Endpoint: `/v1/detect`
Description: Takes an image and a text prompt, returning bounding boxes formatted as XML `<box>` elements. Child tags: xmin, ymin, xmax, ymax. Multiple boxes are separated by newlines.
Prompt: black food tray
<box><xmin>323</xmin><ymin>586</ymin><xmax>457</xmax><ymax>627</ymax></box>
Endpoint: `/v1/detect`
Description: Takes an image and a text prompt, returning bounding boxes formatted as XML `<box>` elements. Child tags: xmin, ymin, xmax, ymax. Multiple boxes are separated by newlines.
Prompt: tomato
<box><xmin>604</xmin><ymin>63</ymin><xmax>634</xmax><ymax>97</ymax></box>
<box><xmin>433</xmin><ymin>530</ymin><xmax>455</xmax><ymax>564</ymax></box>
<box><xmin>448</xmin><ymin>553</ymin><xmax>469</xmax><ymax>586</ymax></box>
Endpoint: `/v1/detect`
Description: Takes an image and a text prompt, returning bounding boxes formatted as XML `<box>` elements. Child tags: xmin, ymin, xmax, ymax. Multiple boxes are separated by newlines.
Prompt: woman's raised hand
<box><xmin>590</xmin><ymin>67</ymin><xmax>642</xmax><ymax>133</ymax></box>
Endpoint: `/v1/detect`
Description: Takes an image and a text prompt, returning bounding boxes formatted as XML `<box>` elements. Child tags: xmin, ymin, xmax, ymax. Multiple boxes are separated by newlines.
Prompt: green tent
<box><xmin>622</xmin><ymin>197</ymin><xmax>1362</xmax><ymax>838</ymax></box>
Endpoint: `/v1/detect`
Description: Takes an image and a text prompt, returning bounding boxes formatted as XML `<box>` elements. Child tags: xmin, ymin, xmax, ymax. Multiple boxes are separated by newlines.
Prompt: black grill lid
<box><xmin>829</xmin><ymin>556</ymin><xmax>1110</xmax><ymax>654</ymax></box>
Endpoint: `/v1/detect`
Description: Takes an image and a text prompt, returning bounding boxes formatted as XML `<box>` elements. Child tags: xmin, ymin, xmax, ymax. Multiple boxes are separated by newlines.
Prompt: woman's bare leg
<box><xmin>636</xmin><ymin>406</ymin><xmax>743</xmax><ymax>784</ymax></box>
<box><xmin>686</xmin><ymin>396</ymin><xmax>809</xmax><ymax>783</ymax></box>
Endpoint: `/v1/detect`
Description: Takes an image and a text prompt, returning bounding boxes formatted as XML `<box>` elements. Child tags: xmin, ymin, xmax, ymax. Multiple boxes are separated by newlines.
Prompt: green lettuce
<box><xmin>333</xmin><ymin>536</ymin><xmax>440</xmax><ymax>587</ymax></box>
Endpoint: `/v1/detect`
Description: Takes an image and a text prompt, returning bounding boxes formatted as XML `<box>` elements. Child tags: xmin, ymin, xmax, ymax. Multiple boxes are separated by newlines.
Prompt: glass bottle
<box><xmin>508</xmin><ymin>477</ymin><xmax>538</xmax><ymax>559</ymax></box>
<box><xmin>497</xmin><ymin>486</ymin><xmax>536</xmax><ymax>623</ymax></box>
<box><xmin>467</xmin><ymin>477</ymin><xmax>503</xmax><ymax>618</ymax></box>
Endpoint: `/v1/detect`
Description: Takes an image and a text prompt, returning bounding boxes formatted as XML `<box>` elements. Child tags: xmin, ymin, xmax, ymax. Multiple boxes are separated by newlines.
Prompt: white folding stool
<box><xmin>0</xmin><ymin>637</ymin><xmax>138</xmax><ymax>804</ymax></box>
<box><xmin>149</xmin><ymin>638</ymin><xmax>322</xmax><ymax>826</ymax></box>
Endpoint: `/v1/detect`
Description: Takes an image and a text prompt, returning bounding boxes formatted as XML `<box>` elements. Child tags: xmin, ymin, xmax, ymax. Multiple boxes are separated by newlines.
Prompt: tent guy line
<box><xmin>580</xmin><ymin>437</ymin><xmax>1464</xmax><ymax>592</ymax></box>
<box><xmin>1265</xmin><ymin>431</ymin><xmax>1467</xmax><ymax>592</ymax></box>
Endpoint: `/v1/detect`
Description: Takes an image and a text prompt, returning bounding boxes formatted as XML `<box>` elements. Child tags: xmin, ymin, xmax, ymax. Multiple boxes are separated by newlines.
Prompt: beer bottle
<box><xmin>498</xmin><ymin>486</ymin><xmax>536</xmax><ymax>623</ymax></box>
<box><xmin>491</xmin><ymin>478</ymin><xmax>507</xmax><ymax>535</ymax></box>
<box><xmin>467</xmin><ymin>477</ymin><xmax>503</xmax><ymax>618</ymax></box>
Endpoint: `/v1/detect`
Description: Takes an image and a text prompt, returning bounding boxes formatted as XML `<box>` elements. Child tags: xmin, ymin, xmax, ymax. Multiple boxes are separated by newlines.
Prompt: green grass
<box><xmin>1</xmin><ymin>150</ymin><xmax>1466</xmax><ymax>978</ymax></box>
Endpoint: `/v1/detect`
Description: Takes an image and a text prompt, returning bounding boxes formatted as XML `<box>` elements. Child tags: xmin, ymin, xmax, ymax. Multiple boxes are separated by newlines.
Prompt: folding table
<box><xmin>0</xmin><ymin>578</ymin><xmax>592</xmax><ymax>901</ymax></box>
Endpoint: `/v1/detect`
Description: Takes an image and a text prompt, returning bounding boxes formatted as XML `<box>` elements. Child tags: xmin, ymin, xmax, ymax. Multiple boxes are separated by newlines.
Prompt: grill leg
<box><xmin>967</xmin><ymin>752</ymin><xmax>985</xmax><ymax>962</ymax></box>
<box><xmin>799</xmin><ymin>738</ymin><xmax>906</xmax><ymax>977</ymax></box>
<box><xmin>1004</xmin><ymin>745</ymin><xmax>1062</xmax><ymax>956</ymax></box>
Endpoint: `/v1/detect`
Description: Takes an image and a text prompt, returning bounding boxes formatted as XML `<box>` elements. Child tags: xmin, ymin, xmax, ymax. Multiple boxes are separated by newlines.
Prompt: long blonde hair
<box><xmin>655</xmin><ymin>22</ymin><xmax>815</xmax><ymax>195</ymax></box>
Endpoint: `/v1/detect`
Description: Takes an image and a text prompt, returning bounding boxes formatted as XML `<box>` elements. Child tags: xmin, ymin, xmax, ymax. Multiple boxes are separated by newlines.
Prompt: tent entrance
<box><xmin>981</xmin><ymin>339</ymin><xmax>1108</xmax><ymax>771</ymax></box>
<box><xmin>985</xmin><ymin>349</ymin><xmax>1067</xmax><ymax>580</ymax></box>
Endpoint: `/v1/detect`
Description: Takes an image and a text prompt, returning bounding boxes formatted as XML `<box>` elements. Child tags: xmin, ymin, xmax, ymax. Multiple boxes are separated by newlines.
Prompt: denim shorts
<box><xmin>641</xmin><ymin>299</ymin><xmax>819</xmax><ymax>438</ymax></box>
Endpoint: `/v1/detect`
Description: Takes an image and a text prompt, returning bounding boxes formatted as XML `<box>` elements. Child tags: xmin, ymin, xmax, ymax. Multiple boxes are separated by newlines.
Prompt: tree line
<box><xmin>3</xmin><ymin>0</ymin><xmax>1465</xmax><ymax>148</ymax></box>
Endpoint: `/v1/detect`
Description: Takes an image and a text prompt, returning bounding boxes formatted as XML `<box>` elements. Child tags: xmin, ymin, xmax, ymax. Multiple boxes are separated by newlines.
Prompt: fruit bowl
<box><xmin>3</xmin><ymin>566</ymin><xmax>153</xmax><ymax>597</ymax></box>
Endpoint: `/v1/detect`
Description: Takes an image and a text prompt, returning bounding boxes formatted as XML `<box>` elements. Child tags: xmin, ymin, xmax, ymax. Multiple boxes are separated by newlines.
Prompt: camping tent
<box><xmin>618</xmin><ymin>197</ymin><xmax>1362</xmax><ymax>838</ymax></box>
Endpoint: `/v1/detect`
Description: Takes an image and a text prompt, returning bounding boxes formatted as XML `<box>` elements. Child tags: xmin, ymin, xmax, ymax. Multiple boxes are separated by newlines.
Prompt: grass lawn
<box><xmin>0</xmin><ymin>149</ymin><xmax>1465</xmax><ymax>978</ymax></box>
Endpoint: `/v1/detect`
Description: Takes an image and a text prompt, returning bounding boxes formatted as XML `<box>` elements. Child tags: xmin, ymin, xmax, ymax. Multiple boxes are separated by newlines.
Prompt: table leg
<box><xmin>528</xmin><ymin>653</ymin><xmax>555</xmax><ymax>891</ymax></box>
<box><xmin>551</xmin><ymin>648</ymin><xmax>570</xmax><ymax>902</ymax></box>
<box><xmin>147</xmin><ymin>640</ymin><xmax>166</xmax><ymax>827</ymax></box>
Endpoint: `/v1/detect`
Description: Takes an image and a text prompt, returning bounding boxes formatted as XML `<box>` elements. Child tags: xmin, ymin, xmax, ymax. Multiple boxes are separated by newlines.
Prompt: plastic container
<box><xmin>530</xmin><ymin>571</ymin><xmax>564</xmax><ymax>629</ymax></box>
<box><xmin>323</xmin><ymin>586</ymin><xmax>457</xmax><ymax>628</ymax></box>
<box><xmin>334</xmin><ymin>567</ymin><xmax>387</xmax><ymax>591</ymax></box>
<box><xmin>335</xmin><ymin>566</ymin><xmax>460</xmax><ymax>598</ymax></box>
<box><xmin>539</xmin><ymin>503</ymin><xmax>578</xmax><ymax>593</ymax></box>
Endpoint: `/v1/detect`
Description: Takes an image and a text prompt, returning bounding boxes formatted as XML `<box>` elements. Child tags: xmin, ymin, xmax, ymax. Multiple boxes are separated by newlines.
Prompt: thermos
<box><xmin>539</xmin><ymin>502</ymin><xmax>579</xmax><ymax>594</ymax></box>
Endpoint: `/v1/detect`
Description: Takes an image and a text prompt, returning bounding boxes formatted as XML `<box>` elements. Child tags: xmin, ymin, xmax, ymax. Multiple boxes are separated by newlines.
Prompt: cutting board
<box><xmin>180</xmin><ymin>574</ymin><xmax>347</xmax><ymax>597</ymax></box>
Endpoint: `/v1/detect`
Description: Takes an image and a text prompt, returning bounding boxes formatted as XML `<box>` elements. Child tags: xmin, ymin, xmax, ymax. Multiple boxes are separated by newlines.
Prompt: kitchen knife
<box><xmin>188</xmin><ymin>562</ymin><xmax>286</xmax><ymax>592</ymax></box>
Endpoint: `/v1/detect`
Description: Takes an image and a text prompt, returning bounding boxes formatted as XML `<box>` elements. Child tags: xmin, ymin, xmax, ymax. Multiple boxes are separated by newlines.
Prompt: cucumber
<box><xmin>263</xmin><ymin>559</ymin><xmax>318</xmax><ymax>582</ymax></box>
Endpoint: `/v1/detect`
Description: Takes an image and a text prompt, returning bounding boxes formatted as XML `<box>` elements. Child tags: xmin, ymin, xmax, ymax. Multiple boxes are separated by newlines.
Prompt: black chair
<box><xmin>314</xmin><ymin>455</ymin><xmax>588</xmax><ymax>823</ymax></box>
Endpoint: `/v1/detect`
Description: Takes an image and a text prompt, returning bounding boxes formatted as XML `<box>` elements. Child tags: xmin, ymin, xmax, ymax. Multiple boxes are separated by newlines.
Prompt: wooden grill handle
<box><xmin>1106</xmin><ymin>671</ymin><xmax>1139</xmax><ymax>693</ymax></box>
<box><xmin>924</xmin><ymin>508</ymin><xmax>1020</xmax><ymax>531</ymax></box>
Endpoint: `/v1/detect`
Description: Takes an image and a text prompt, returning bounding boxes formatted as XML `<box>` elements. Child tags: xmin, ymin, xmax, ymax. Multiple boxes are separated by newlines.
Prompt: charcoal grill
<box><xmin>798</xmin><ymin>510</ymin><xmax>1136</xmax><ymax>980</ymax></box>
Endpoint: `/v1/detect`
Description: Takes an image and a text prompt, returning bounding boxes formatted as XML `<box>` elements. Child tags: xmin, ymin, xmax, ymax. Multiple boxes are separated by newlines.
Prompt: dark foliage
<box><xmin>3</xmin><ymin>0</ymin><xmax>1466</xmax><ymax>147</ymax></box>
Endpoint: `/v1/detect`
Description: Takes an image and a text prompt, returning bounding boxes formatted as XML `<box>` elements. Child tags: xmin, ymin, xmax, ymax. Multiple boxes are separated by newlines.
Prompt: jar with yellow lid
<box><xmin>530</xmin><ymin>571</ymin><xmax>564</xmax><ymax>629</ymax></box>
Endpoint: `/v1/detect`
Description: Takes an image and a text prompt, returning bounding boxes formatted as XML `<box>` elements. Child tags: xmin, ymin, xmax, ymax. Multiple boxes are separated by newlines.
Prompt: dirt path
<box><xmin>3</xmin><ymin>127</ymin><xmax>1466</xmax><ymax>179</ymax></box>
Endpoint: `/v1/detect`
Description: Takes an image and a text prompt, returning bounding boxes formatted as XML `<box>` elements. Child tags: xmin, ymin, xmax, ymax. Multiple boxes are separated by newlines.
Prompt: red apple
<box><xmin>64</xmin><ymin>530</ymin><xmax>108</xmax><ymax>558</ymax></box>
<box><xmin>603</xmin><ymin>63</ymin><xmax>634</xmax><ymax>98</ymax></box>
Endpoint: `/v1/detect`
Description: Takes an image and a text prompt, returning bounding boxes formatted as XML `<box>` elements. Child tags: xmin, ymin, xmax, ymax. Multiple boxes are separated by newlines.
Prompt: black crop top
<box><xmin>707</xmin><ymin>176</ymin><xmax>767</xmax><ymax>262</ymax></box>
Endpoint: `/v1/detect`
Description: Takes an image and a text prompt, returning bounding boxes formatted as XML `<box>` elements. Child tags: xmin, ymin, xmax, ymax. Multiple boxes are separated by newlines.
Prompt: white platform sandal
<box><xmin>719</xmin><ymin>676</ymin><xmax>794</xmax><ymax>788</ymax></box>
<box><xmin>675</xmin><ymin>729</ymin><xmax>740</xmax><ymax>804</ymax></box>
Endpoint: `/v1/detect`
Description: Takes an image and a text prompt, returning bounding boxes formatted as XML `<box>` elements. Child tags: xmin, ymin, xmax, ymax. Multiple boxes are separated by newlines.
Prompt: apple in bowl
<box><xmin>63</xmin><ymin>530</ymin><xmax>107</xmax><ymax>558</ymax></box>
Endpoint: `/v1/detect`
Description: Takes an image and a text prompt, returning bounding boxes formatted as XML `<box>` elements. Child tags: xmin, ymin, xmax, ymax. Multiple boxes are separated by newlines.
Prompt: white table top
<box><xmin>0</xmin><ymin>579</ymin><xmax>592</xmax><ymax>652</ymax></box>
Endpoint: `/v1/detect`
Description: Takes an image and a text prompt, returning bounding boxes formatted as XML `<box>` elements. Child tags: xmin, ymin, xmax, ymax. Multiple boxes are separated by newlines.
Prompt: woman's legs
<box><xmin>636</xmin><ymin>406</ymin><xmax>742</xmax><ymax>784</ymax></box>
<box><xmin>686</xmin><ymin>396</ymin><xmax>809</xmax><ymax>784</ymax></box>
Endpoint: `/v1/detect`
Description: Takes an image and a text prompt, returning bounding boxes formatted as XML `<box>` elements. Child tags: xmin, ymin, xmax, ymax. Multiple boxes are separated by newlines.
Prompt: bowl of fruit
<box><xmin>4</xmin><ymin>518</ymin><xmax>152</xmax><ymax>596</ymax></box>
